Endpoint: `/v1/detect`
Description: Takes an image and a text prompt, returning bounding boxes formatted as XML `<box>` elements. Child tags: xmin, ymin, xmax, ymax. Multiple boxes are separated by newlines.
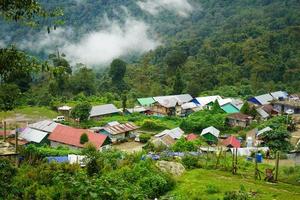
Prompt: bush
<box><xmin>182</xmin><ymin>155</ymin><xmax>199</xmax><ymax>169</ymax></box>
<box><xmin>0</xmin><ymin>159</ymin><xmax>17</xmax><ymax>198</ymax></box>
<box><xmin>139</xmin><ymin>133</ymin><xmax>151</xmax><ymax>143</ymax></box>
<box><xmin>205</xmin><ymin>184</ymin><xmax>220</xmax><ymax>194</ymax></box>
<box><xmin>80</xmin><ymin>133</ymin><xmax>89</xmax><ymax>144</ymax></box>
<box><xmin>223</xmin><ymin>190</ymin><xmax>250</xmax><ymax>200</ymax></box>
<box><xmin>141</xmin><ymin>119</ymin><xmax>168</xmax><ymax>131</ymax></box>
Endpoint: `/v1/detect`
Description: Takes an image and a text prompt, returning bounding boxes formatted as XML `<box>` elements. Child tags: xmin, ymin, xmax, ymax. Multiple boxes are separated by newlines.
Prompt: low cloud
<box><xmin>0</xmin><ymin>40</ymin><xmax>6</xmax><ymax>48</ymax></box>
<box><xmin>63</xmin><ymin>19</ymin><xmax>159</xmax><ymax>66</ymax></box>
<box><xmin>19</xmin><ymin>19</ymin><xmax>159</xmax><ymax>66</ymax></box>
<box><xmin>137</xmin><ymin>0</ymin><xmax>193</xmax><ymax>17</ymax></box>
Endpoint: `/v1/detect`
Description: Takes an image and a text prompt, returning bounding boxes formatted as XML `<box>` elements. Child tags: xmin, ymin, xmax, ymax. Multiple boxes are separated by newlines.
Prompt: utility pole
<box><xmin>15</xmin><ymin>126</ymin><xmax>18</xmax><ymax>153</ymax></box>
<box><xmin>275</xmin><ymin>151</ymin><xmax>280</xmax><ymax>182</ymax></box>
<box><xmin>3</xmin><ymin>121</ymin><xmax>7</xmax><ymax>142</ymax></box>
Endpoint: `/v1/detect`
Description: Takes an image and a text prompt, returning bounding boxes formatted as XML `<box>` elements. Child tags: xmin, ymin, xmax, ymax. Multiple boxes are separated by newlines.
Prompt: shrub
<box><xmin>205</xmin><ymin>184</ymin><xmax>220</xmax><ymax>194</ymax></box>
<box><xmin>141</xmin><ymin>119</ymin><xmax>168</xmax><ymax>131</ymax></box>
<box><xmin>0</xmin><ymin>159</ymin><xmax>17</xmax><ymax>198</ymax></box>
<box><xmin>182</xmin><ymin>155</ymin><xmax>199</xmax><ymax>169</ymax></box>
<box><xmin>139</xmin><ymin>133</ymin><xmax>151</xmax><ymax>143</ymax></box>
<box><xmin>80</xmin><ymin>133</ymin><xmax>89</xmax><ymax>144</ymax></box>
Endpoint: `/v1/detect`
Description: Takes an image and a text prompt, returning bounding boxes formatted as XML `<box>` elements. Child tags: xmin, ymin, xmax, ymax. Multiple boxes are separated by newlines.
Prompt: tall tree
<box><xmin>165</xmin><ymin>50</ymin><xmax>187</xmax><ymax>71</ymax></box>
<box><xmin>70</xmin><ymin>102</ymin><xmax>92</xmax><ymax>122</ymax></box>
<box><xmin>172</xmin><ymin>69</ymin><xmax>185</xmax><ymax>94</ymax></box>
<box><xmin>0</xmin><ymin>83</ymin><xmax>20</xmax><ymax>111</ymax></box>
<box><xmin>109</xmin><ymin>59</ymin><xmax>127</xmax><ymax>91</ymax></box>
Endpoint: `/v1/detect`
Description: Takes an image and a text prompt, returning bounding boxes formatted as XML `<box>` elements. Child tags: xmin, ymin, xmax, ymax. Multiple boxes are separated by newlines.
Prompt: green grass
<box><xmin>0</xmin><ymin>106</ymin><xmax>58</xmax><ymax>121</ymax></box>
<box><xmin>165</xmin><ymin>168</ymin><xmax>300</xmax><ymax>200</ymax></box>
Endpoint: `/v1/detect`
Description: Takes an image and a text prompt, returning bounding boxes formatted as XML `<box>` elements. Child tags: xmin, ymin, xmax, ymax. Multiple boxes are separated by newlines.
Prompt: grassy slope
<box><xmin>166</xmin><ymin>169</ymin><xmax>300</xmax><ymax>200</ymax></box>
<box><xmin>0</xmin><ymin>106</ymin><xmax>58</xmax><ymax>121</ymax></box>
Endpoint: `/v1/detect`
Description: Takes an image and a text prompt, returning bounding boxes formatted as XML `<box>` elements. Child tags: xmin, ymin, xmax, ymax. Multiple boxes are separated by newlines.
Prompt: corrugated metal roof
<box><xmin>104</xmin><ymin>122</ymin><xmax>139</xmax><ymax>135</ymax></box>
<box><xmin>196</xmin><ymin>96</ymin><xmax>222</xmax><ymax>106</ymax></box>
<box><xmin>90</xmin><ymin>104</ymin><xmax>119</xmax><ymax>117</ymax></box>
<box><xmin>107</xmin><ymin>121</ymin><xmax>120</xmax><ymax>126</ymax></box>
<box><xmin>222</xmin><ymin>136</ymin><xmax>241</xmax><ymax>148</ymax></box>
<box><xmin>217</xmin><ymin>98</ymin><xmax>232</xmax><ymax>106</ymax></box>
<box><xmin>181</xmin><ymin>102</ymin><xmax>197</xmax><ymax>109</ymax></box>
<box><xmin>48</xmin><ymin>125</ymin><xmax>107</xmax><ymax>149</ymax></box>
<box><xmin>257</xmin><ymin>127</ymin><xmax>273</xmax><ymax>137</ymax></box>
<box><xmin>256</xmin><ymin>107</ymin><xmax>270</xmax><ymax>119</ymax></box>
<box><xmin>126</xmin><ymin>106</ymin><xmax>148</xmax><ymax>113</ymax></box>
<box><xmin>201</xmin><ymin>126</ymin><xmax>220</xmax><ymax>138</ymax></box>
<box><xmin>29</xmin><ymin>120</ymin><xmax>58</xmax><ymax>133</ymax></box>
<box><xmin>153</xmin><ymin>94</ymin><xmax>193</xmax><ymax>108</ymax></box>
<box><xmin>221</xmin><ymin>103</ymin><xmax>240</xmax><ymax>114</ymax></box>
<box><xmin>19</xmin><ymin>127</ymin><xmax>48</xmax><ymax>143</ymax></box>
<box><xmin>155</xmin><ymin>127</ymin><xmax>184</xmax><ymax>139</ymax></box>
<box><xmin>254</xmin><ymin>94</ymin><xmax>274</xmax><ymax>105</ymax></box>
<box><xmin>271</xmin><ymin>91</ymin><xmax>288</xmax><ymax>99</ymax></box>
<box><xmin>137</xmin><ymin>97</ymin><xmax>156</xmax><ymax>106</ymax></box>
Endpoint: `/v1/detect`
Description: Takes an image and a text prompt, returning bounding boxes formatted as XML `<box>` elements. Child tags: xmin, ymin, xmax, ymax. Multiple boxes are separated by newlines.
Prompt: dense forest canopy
<box><xmin>0</xmin><ymin>0</ymin><xmax>300</xmax><ymax>110</ymax></box>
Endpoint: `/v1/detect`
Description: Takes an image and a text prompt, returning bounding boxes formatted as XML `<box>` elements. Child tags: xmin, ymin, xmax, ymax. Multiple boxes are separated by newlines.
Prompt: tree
<box><xmin>211</xmin><ymin>101</ymin><xmax>223</xmax><ymax>114</ymax></box>
<box><xmin>70</xmin><ymin>67</ymin><xmax>96</xmax><ymax>95</ymax></box>
<box><xmin>172</xmin><ymin>69</ymin><xmax>185</xmax><ymax>94</ymax></box>
<box><xmin>80</xmin><ymin>133</ymin><xmax>89</xmax><ymax>144</ymax></box>
<box><xmin>0</xmin><ymin>83</ymin><xmax>21</xmax><ymax>111</ymax></box>
<box><xmin>165</xmin><ymin>50</ymin><xmax>187</xmax><ymax>70</ymax></box>
<box><xmin>261</xmin><ymin>127</ymin><xmax>292</xmax><ymax>152</ymax></box>
<box><xmin>0</xmin><ymin>46</ymin><xmax>42</xmax><ymax>91</ymax></box>
<box><xmin>70</xmin><ymin>102</ymin><xmax>92</xmax><ymax>121</ymax></box>
<box><xmin>240</xmin><ymin>101</ymin><xmax>257</xmax><ymax>117</ymax></box>
<box><xmin>121</xmin><ymin>94</ymin><xmax>127</xmax><ymax>112</ymax></box>
<box><xmin>109</xmin><ymin>59</ymin><xmax>126</xmax><ymax>79</ymax></box>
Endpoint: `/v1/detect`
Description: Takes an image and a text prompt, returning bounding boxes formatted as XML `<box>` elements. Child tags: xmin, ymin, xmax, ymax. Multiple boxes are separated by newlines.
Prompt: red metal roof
<box><xmin>186</xmin><ymin>133</ymin><xmax>198</xmax><ymax>141</ymax></box>
<box><xmin>222</xmin><ymin>135</ymin><xmax>241</xmax><ymax>148</ymax></box>
<box><xmin>48</xmin><ymin>125</ymin><xmax>107</xmax><ymax>149</ymax></box>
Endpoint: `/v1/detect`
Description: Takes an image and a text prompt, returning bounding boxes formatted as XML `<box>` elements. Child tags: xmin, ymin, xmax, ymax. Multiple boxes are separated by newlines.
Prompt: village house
<box><xmin>201</xmin><ymin>126</ymin><xmax>220</xmax><ymax>143</ymax></box>
<box><xmin>48</xmin><ymin>125</ymin><xmax>109</xmax><ymax>150</ymax></box>
<box><xmin>222</xmin><ymin>135</ymin><xmax>241</xmax><ymax>148</ymax></box>
<box><xmin>137</xmin><ymin>97</ymin><xmax>156</xmax><ymax>107</ymax></box>
<box><xmin>98</xmin><ymin>122</ymin><xmax>139</xmax><ymax>143</ymax></box>
<box><xmin>18</xmin><ymin>120</ymin><xmax>59</xmax><ymax>145</ymax></box>
<box><xmin>57</xmin><ymin>105</ymin><xmax>72</xmax><ymax>118</ymax></box>
<box><xmin>272</xmin><ymin>99</ymin><xmax>300</xmax><ymax>114</ymax></box>
<box><xmin>248</xmin><ymin>91</ymin><xmax>288</xmax><ymax>105</ymax></box>
<box><xmin>151</xmin><ymin>94</ymin><xmax>193</xmax><ymax>116</ymax></box>
<box><xmin>152</xmin><ymin>134</ymin><xmax>176</xmax><ymax>148</ymax></box>
<box><xmin>226</xmin><ymin>113</ymin><xmax>253</xmax><ymax>127</ymax></box>
<box><xmin>193</xmin><ymin>95</ymin><xmax>223</xmax><ymax>109</ymax></box>
<box><xmin>89</xmin><ymin>104</ymin><xmax>120</xmax><ymax>120</ymax></box>
<box><xmin>152</xmin><ymin>127</ymin><xmax>184</xmax><ymax>148</ymax></box>
<box><xmin>155</xmin><ymin>127</ymin><xmax>184</xmax><ymax>139</ymax></box>
<box><xmin>125</xmin><ymin>106</ymin><xmax>150</xmax><ymax>115</ymax></box>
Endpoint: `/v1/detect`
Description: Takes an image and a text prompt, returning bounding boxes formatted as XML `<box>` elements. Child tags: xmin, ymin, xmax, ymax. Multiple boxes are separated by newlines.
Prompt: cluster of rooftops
<box><xmin>17</xmin><ymin>120</ymin><xmax>139</xmax><ymax>150</ymax></box>
<box><xmin>59</xmin><ymin>90</ymin><xmax>298</xmax><ymax>121</ymax></box>
<box><xmin>5</xmin><ymin>90</ymin><xmax>299</xmax><ymax>152</ymax></box>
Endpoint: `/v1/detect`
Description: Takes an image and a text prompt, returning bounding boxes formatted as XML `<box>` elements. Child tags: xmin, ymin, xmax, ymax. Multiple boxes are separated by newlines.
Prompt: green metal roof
<box><xmin>221</xmin><ymin>103</ymin><xmax>240</xmax><ymax>114</ymax></box>
<box><xmin>137</xmin><ymin>97</ymin><xmax>156</xmax><ymax>106</ymax></box>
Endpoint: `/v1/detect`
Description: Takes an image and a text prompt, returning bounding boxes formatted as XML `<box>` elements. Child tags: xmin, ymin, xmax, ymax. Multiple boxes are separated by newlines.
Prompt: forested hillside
<box><xmin>126</xmin><ymin>0</ymin><xmax>300</xmax><ymax>97</ymax></box>
<box><xmin>0</xmin><ymin>0</ymin><xmax>300</xmax><ymax>109</ymax></box>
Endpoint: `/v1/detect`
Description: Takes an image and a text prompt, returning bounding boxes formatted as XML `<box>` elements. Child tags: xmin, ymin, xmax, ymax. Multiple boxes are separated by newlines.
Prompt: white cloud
<box><xmin>137</xmin><ymin>0</ymin><xmax>193</xmax><ymax>17</ymax></box>
<box><xmin>62</xmin><ymin>19</ymin><xmax>159</xmax><ymax>66</ymax></box>
<box><xmin>0</xmin><ymin>40</ymin><xmax>6</xmax><ymax>48</ymax></box>
<box><xmin>19</xmin><ymin>19</ymin><xmax>159</xmax><ymax>66</ymax></box>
